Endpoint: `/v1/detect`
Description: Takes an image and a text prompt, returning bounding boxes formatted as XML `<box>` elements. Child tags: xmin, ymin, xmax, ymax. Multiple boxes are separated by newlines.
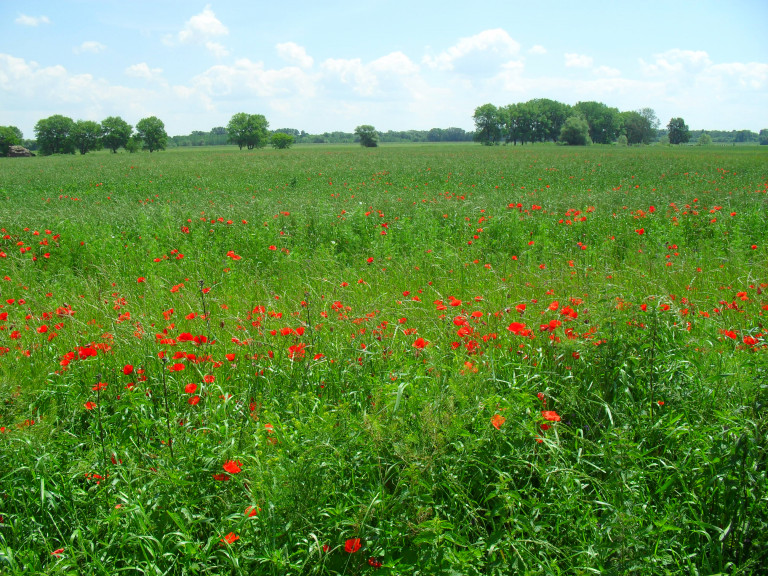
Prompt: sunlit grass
<box><xmin>1</xmin><ymin>144</ymin><xmax>767</xmax><ymax>575</ymax></box>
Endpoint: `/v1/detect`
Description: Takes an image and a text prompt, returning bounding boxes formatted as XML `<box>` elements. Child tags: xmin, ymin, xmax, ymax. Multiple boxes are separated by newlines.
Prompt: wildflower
<box><xmin>123</xmin><ymin>364</ymin><xmax>133</xmax><ymax>375</ymax></box>
<box><xmin>344</xmin><ymin>538</ymin><xmax>361</xmax><ymax>553</ymax></box>
<box><xmin>84</xmin><ymin>401</ymin><xmax>97</xmax><ymax>410</ymax></box>
<box><xmin>412</xmin><ymin>337</ymin><xmax>428</xmax><ymax>349</ymax></box>
<box><xmin>184</xmin><ymin>383</ymin><xmax>198</xmax><ymax>394</ymax></box>
<box><xmin>491</xmin><ymin>414</ymin><xmax>505</xmax><ymax>430</ymax></box>
<box><xmin>542</xmin><ymin>410</ymin><xmax>561</xmax><ymax>422</ymax></box>
<box><xmin>244</xmin><ymin>505</ymin><xmax>260</xmax><ymax>517</ymax></box>
<box><xmin>223</xmin><ymin>460</ymin><xmax>242</xmax><ymax>474</ymax></box>
<box><xmin>51</xmin><ymin>548</ymin><xmax>64</xmax><ymax>557</ymax></box>
<box><xmin>220</xmin><ymin>532</ymin><xmax>239</xmax><ymax>545</ymax></box>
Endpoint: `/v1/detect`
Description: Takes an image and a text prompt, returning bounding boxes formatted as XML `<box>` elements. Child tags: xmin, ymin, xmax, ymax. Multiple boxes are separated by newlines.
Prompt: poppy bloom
<box><xmin>184</xmin><ymin>383</ymin><xmax>198</xmax><ymax>394</ymax></box>
<box><xmin>51</xmin><ymin>548</ymin><xmax>64</xmax><ymax>557</ymax></box>
<box><xmin>542</xmin><ymin>410</ymin><xmax>561</xmax><ymax>422</ymax></box>
<box><xmin>223</xmin><ymin>460</ymin><xmax>242</xmax><ymax>474</ymax></box>
<box><xmin>491</xmin><ymin>414</ymin><xmax>505</xmax><ymax>430</ymax></box>
<box><xmin>84</xmin><ymin>401</ymin><xmax>97</xmax><ymax>410</ymax></box>
<box><xmin>188</xmin><ymin>395</ymin><xmax>200</xmax><ymax>405</ymax></box>
<box><xmin>220</xmin><ymin>532</ymin><xmax>239</xmax><ymax>545</ymax></box>
<box><xmin>413</xmin><ymin>337</ymin><xmax>428</xmax><ymax>349</ymax></box>
<box><xmin>244</xmin><ymin>505</ymin><xmax>260</xmax><ymax>517</ymax></box>
<box><xmin>344</xmin><ymin>538</ymin><xmax>361</xmax><ymax>553</ymax></box>
<box><xmin>123</xmin><ymin>364</ymin><xmax>133</xmax><ymax>375</ymax></box>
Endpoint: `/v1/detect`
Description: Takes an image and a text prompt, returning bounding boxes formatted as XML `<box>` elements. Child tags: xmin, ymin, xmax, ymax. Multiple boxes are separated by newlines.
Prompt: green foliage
<box><xmin>34</xmin><ymin>114</ymin><xmax>75</xmax><ymax>155</ymax></box>
<box><xmin>621</xmin><ymin>110</ymin><xmax>655</xmax><ymax>144</ymax></box>
<box><xmin>573</xmin><ymin>101</ymin><xmax>623</xmax><ymax>144</ymax></box>
<box><xmin>559</xmin><ymin>115</ymin><xmax>591</xmax><ymax>145</ymax></box>
<box><xmin>227</xmin><ymin>113</ymin><xmax>270</xmax><ymax>150</ymax></box>
<box><xmin>697</xmin><ymin>132</ymin><xmax>712</xmax><ymax>146</ymax></box>
<box><xmin>270</xmin><ymin>132</ymin><xmax>294</xmax><ymax>149</ymax></box>
<box><xmin>124</xmin><ymin>135</ymin><xmax>142</xmax><ymax>153</ymax></box>
<box><xmin>101</xmin><ymin>116</ymin><xmax>133</xmax><ymax>153</ymax></box>
<box><xmin>667</xmin><ymin>117</ymin><xmax>690</xmax><ymax>145</ymax></box>
<box><xmin>0</xmin><ymin>145</ymin><xmax>767</xmax><ymax>574</ymax></box>
<box><xmin>760</xmin><ymin>129</ymin><xmax>768</xmax><ymax>145</ymax></box>
<box><xmin>354</xmin><ymin>124</ymin><xmax>379</xmax><ymax>147</ymax></box>
<box><xmin>135</xmin><ymin>116</ymin><xmax>168</xmax><ymax>152</ymax></box>
<box><xmin>71</xmin><ymin>120</ymin><xmax>103</xmax><ymax>155</ymax></box>
<box><xmin>0</xmin><ymin>125</ymin><xmax>21</xmax><ymax>156</ymax></box>
<box><xmin>472</xmin><ymin>104</ymin><xmax>502</xmax><ymax>145</ymax></box>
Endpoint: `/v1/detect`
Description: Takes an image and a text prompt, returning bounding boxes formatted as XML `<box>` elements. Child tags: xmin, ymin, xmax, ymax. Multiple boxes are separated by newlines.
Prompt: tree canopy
<box><xmin>473</xmin><ymin>104</ymin><xmax>502</xmax><ymax>145</ymax></box>
<box><xmin>101</xmin><ymin>116</ymin><xmax>133</xmax><ymax>153</ymax></box>
<box><xmin>0</xmin><ymin>126</ymin><xmax>22</xmax><ymax>156</ymax></box>
<box><xmin>559</xmin><ymin>116</ymin><xmax>591</xmax><ymax>146</ymax></box>
<box><xmin>270</xmin><ymin>132</ymin><xmax>294</xmax><ymax>149</ymax></box>
<box><xmin>354</xmin><ymin>125</ymin><xmax>379</xmax><ymax>147</ymax></box>
<box><xmin>667</xmin><ymin>117</ymin><xmax>690</xmax><ymax>145</ymax></box>
<box><xmin>136</xmin><ymin>116</ymin><xmax>168</xmax><ymax>152</ymax></box>
<box><xmin>71</xmin><ymin>120</ymin><xmax>103</xmax><ymax>155</ymax></box>
<box><xmin>227</xmin><ymin>113</ymin><xmax>270</xmax><ymax>150</ymax></box>
<box><xmin>34</xmin><ymin>115</ymin><xmax>75</xmax><ymax>155</ymax></box>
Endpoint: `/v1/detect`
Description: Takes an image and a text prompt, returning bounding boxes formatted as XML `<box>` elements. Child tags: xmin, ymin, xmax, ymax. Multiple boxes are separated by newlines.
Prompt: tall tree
<box><xmin>354</xmin><ymin>125</ymin><xmax>379</xmax><ymax>147</ymax></box>
<box><xmin>71</xmin><ymin>120</ymin><xmax>103</xmax><ymax>155</ymax></box>
<box><xmin>620</xmin><ymin>111</ymin><xmax>654</xmax><ymax>145</ymax></box>
<box><xmin>529</xmin><ymin>98</ymin><xmax>571</xmax><ymax>143</ymax></box>
<box><xmin>101</xmin><ymin>116</ymin><xmax>132</xmax><ymax>153</ymax></box>
<box><xmin>667</xmin><ymin>117</ymin><xmax>690</xmax><ymax>145</ymax></box>
<box><xmin>759</xmin><ymin>129</ymin><xmax>768</xmax><ymax>146</ymax></box>
<box><xmin>34</xmin><ymin>115</ymin><xmax>75</xmax><ymax>155</ymax></box>
<box><xmin>559</xmin><ymin>116</ymin><xmax>591</xmax><ymax>145</ymax></box>
<box><xmin>227</xmin><ymin>113</ymin><xmax>270</xmax><ymax>150</ymax></box>
<box><xmin>573</xmin><ymin>101</ymin><xmax>623</xmax><ymax>144</ymax></box>
<box><xmin>473</xmin><ymin>103</ymin><xmax>502</xmax><ymax>145</ymax></box>
<box><xmin>136</xmin><ymin>116</ymin><xmax>168</xmax><ymax>152</ymax></box>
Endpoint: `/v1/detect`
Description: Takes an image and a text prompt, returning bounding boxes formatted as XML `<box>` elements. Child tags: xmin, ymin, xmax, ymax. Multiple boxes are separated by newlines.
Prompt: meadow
<box><xmin>0</xmin><ymin>143</ymin><xmax>766</xmax><ymax>575</ymax></box>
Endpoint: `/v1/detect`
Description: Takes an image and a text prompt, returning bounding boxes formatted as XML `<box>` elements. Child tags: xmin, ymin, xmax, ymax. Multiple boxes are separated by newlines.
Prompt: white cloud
<box><xmin>423</xmin><ymin>28</ymin><xmax>520</xmax><ymax>74</ymax></box>
<box><xmin>166</xmin><ymin>5</ymin><xmax>229</xmax><ymax>56</ymax></box>
<box><xmin>322</xmin><ymin>52</ymin><xmax>420</xmax><ymax>97</ymax></box>
<box><xmin>593</xmin><ymin>65</ymin><xmax>621</xmax><ymax>77</ymax></box>
<box><xmin>74</xmin><ymin>41</ymin><xmax>106</xmax><ymax>55</ymax></box>
<box><xmin>15</xmin><ymin>14</ymin><xmax>50</xmax><ymax>26</ymax></box>
<box><xmin>205</xmin><ymin>41</ymin><xmax>230</xmax><ymax>58</ymax></box>
<box><xmin>528</xmin><ymin>45</ymin><xmax>547</xmax><ymax>55</ymax></box>
<box><xmin>190</xmin><ymin>58</ymin><xmax>317</xmax><ymax>99</ymax></box>
<box><xmin>276</xmin><ymin>42</ymin><xmax>314</xmax><ymax>69</ymax></box>
<box><xmin>564</xmin><ymin>53</ymin><xmax>593</xmax><ymax>68</ymax></box>
<box><xmin>125</xmin><ymin>63</ymin><xmax>164</xmax><ymax>81</ymax></box>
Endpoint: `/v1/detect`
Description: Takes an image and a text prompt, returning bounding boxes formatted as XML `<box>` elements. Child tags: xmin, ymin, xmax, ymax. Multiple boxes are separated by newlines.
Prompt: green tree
<box><xmin>667</xmin><ymin>117</ymin><xmax>690</xmax><ymax>145</ymax></box>
<box><xmin>227</xmin><ymin>113</ymin><xmax>270</xmax><ymax>150</ymax></box>
<box><xmin>529</xmin><ymin>98</ymin><xmax>571</xmax><ymax>143</ymax></box>
<box><xmin>621</xmin><ymin>111</ymin><xmax>655</xmax><ymax>145</ymax></box>
<box><xmin>136</xmin><ymin>116</ymin><xmax>168</xmax><ymax>152</ymax></box>
<box><xmin>697</xmin><ymin>133</ymin><xmax>712</xmax><ymax>146</ymax></box>
<box><xmin>71</xmin><ymin>120</ymin><xmax>103</xmax><ymax>155</ymax></box>
<box><xmin>759</xmin><ymin>129</ymin><xmax>768</xmax><ymax>145</ymax></box>
<box><xmin>34</xmin><ymin>114</ymin><xmax>75</xmax><ymax>155</ymax></box>
<box><xmin>473</xmin><ymin>104</ymin><xmax>502</xmax><ymax>145</ymax></box>
<box><xmin>125</xmin><ymin>135</ymin><xmax>142</xmax><ymax>153</ymax></box>
<box><xmin>354</xmin><ymin>125</ymin><xmax>379</xmax><ymax>147</ymax></box>
<box><xmin>270</xmin><ymin>132</ymin><xmax>294</xmax><ymax>149</ymax></box>
<box><xmin>101</xmin><ymin>116</ymin><xmax>132</xmax><ymax>153</ymax></box>
<box><xmin>0</xmin><ymin>126</ymin><xmax>21</xmax><ymax>156</ymax></box>
<box><xmin>559</xmin><ymin>116</ymin><xmax>591</xmax><ymax>146</ymax></box>
<box><xmin>573</xmin><ymin>101</ymin><xmax>622</xmax><ymax>144</ymax></box>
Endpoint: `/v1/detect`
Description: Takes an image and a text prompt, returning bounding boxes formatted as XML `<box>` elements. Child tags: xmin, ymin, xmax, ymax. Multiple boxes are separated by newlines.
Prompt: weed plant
<box><xmin>0</xmin><ymin>144</ymin><xmax>766</xmax><ymax>574</ymax></box>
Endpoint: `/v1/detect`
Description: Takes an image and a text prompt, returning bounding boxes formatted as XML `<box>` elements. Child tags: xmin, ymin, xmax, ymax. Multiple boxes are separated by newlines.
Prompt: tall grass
<box><xmin>0</xmin><ymin>144</ymin><xmax>766</xmax><ymax>574</ymax></box>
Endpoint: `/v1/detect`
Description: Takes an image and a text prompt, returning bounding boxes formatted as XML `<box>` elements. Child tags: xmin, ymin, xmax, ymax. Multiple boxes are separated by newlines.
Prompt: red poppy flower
<box><xmin>123</xmin><ymin>364</ymin><xmax>133</xmax><ymax>375</ymax></box>
<box><xmin>84</xmin><ymin>401</ymin><xmax>97</xmax><ymax>410</ymax></box>
<box><xmin>220</xmin><ymin>532</ymin><xmax>239</xmax><ymax>545</ymax></box>
<box><xmin>188</xmin><ymin>395</ymin><xmax>200</xmax><ymax>405</ymax></box>
<box><xmin>413</xmin><ymin>337</ymin><xmax>428</xmax><ymax>349</ymax></box>
<box><xmin>169</xmin><ymin>363</ymin><xmax>185</xmax><ymax>372</ymax></box>
<box><xmin>223</xmin><ymin>460</ymin><xmax>242</xmax><ymax>474</ymax></box>
<box><xmin>184</xmin><ymin>383</ymin><xmax>198</xmax><ymax>394</ymax></box>
<box><xmin>203</xmin><ymin>374</ymin><xmax>215</xmax><ymax>383</ymax></box>
<box><xmin>491</xmin><ymin>414</ymin><xmax>505</xmax><ymax>430</ymax></box>
<box><xmin>51</xmin><ymin>548</ymin><xmax>64</xmax><ymax>557</ymax></box>
<box><xmin>542</xmin><ymin>410</ymin><xmax>561</xmax><ymax>422</ymax></box>
<box><xmin>344</xmin><ymin>538</ymin><xmax>361</xmax><ymax>553</ymax></box>
<box><xmin>244</xmin><ymin>505</ymin><xmax>260</xmax><ymax>517</ymax></box>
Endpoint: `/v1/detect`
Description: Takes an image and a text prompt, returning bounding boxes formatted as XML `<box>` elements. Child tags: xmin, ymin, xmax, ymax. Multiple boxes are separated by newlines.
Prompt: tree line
<box><xmin>2</xmin><ymin>108</ymin><xmax>766</xmax><ymax>157</ymax></box>
<box><xmin>473</xmin><ymin>99</ymin><xmax>768</xmax><ymax>147</ymax></box>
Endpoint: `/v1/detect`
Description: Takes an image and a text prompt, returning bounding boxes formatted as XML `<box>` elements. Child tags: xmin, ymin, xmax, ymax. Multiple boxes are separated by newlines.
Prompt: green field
<box><xmin>1</xmin><ymin>144</ymin><xmax>766</xmax><ymax>575</ymax></box>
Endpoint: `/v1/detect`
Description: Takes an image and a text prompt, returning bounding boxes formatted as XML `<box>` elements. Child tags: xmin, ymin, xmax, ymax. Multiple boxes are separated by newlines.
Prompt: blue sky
<box><xmin>2</xmin><ymin>0</ymin><xmax>766</xmax><ymax>138</ymax></box>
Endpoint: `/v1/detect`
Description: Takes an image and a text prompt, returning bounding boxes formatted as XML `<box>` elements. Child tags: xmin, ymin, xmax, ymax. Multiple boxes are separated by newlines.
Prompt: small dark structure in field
<box><xmin>7</xmin><ymin>145</ymin><xmax>33</xmax><ymax>157</ymax></box>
